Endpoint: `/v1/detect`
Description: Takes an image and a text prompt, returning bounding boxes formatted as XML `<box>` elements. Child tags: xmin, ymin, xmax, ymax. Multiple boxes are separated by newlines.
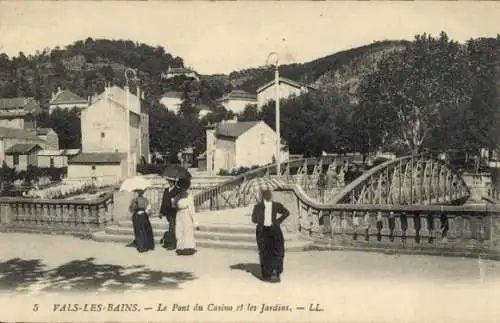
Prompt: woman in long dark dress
<box><xmin>130</xmin><ymin>189</ymin><xmax>155</xmax><ymax>253</ymax></box>
<box><xmin>251</xmin><ymin>189</ymin><xmax>290</xmax><ymax>283</ymax></box>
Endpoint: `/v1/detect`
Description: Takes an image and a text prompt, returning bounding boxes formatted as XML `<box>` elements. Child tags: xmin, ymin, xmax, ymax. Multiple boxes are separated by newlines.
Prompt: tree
<box><xmin>238</xmin><ymin>104</ymin><xmax>259</xmax><ymax>121</ymax></box>
<box><xmin>37</xmin><ymin>108</ymin><xmax>82</xmax><ymax>149</ymax></box>
<box><xmin>358</xmin><ymin>32</ymin><xmax>473</xmax><ymax>154</ymax></box>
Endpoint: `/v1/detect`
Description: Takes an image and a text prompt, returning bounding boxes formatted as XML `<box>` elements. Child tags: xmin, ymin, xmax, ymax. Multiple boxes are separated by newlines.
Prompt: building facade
<box><xmin>256</xmin><ymin>77</ymin><xmax>315</xmax><ymax>108</ymax></box>
<box><xmin>79</xmin><ymin>84</ymin><xmax>149</xmax><ymax>178</ymax></box>
<box><xmin>33</xmin><ymin>128</ymin><xmax>59</xmax><ymax>150</ymax></box>
<box><xmin>0</xmin><ymin>97</ymin><xmax>41</xmax><ymax>130</ymax></box>
<box><xmin>67</xmin><ymin>152</ymin><xmax>127</xmax><ymax>185</ymax></box>
<box><xmin>205</xmin><ymin>119</ymin><xmax>289</xmax><ymax>175</ymax></box>
<box><xmin>49</xmin><ymin>88</ymin><xmax>89</xmax><ymax>113</ymax></box>
<box><xmin>216</xmin><ymin>90</ymin><xmax>257</xmax><ymax>114</ymax></box>
<box><xmin>0</xmin><ymin>127</ymin><xmax>46</xmax><ymax>164</ymax></box>
<box><xmin>4</xmin><ymin>143</ymin><xmax>42</xmax><ymax>170</ymax></box>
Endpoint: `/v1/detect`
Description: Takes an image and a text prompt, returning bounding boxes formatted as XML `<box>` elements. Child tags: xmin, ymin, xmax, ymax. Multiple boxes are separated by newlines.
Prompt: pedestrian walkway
<box><xmin>1</xmin><ymin>233</ymin><xmax>500</xmax><ymax>322</ymax></box>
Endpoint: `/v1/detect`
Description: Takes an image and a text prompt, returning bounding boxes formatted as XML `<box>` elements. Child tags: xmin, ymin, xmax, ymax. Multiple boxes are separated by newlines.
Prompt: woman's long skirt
<box><xmin>256</xmin><ymin>225</ymin><xmax>285</xmax><ymax>279</ymax></box>
<box><xmin>132</xmin><ymin>212</ymin><xmax>155</xmax><ymax>252</ymax></box>
<box><xmin>175</xmin><ymin>210</ymin><xmax>196</xmax><ymax>254</ymax></box>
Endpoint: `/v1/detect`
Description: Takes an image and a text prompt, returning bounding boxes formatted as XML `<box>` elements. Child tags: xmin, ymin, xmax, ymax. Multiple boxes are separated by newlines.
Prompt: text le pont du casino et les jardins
<box><xmin>33</xmin><ymin>303</ymin><xmax>325</xmax><ymax>314</ymax></box>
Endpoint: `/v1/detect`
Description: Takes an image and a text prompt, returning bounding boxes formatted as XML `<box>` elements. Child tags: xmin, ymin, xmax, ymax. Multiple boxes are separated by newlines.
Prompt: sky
<box><xmin>0</xmin><ymin>1</ymin><xmax>500</xmax><ymax>75</ymax></box>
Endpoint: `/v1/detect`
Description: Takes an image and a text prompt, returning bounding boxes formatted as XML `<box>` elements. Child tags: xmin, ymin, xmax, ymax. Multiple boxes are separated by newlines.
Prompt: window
<box><xmin>100</xmin><ymin>132</ymin><xmax>105</xmax><ymax>138</ymax></box>
<box><xmin>13</xmin><ymin>154</ymin><xmax>19</xmax><ymax>166</ymax></box>
<box><xmin>91</xmin><ymin>165</ymin><xmax>96</xmax><ymax>170</ymax></box>
<box><xmin>260</xmin><ymin>133</ymin><xmax>265</xmax><ymax>144</ymax></box>
<box><xmin>50</xmin><ymin>157</ymin><xmax>54</xmax><ymax>168</ymax></box>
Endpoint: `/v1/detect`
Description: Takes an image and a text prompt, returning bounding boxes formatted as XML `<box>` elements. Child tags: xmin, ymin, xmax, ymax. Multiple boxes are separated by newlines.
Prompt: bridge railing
<box><xmin>0</xmin><ymin>192</ymin><xmax>114</xmax><ymax>236</ymax></box>
<box><xmin>273</xmin><ymin>184</ymin><xmax>500</xmax><ymax>258</ymax></box>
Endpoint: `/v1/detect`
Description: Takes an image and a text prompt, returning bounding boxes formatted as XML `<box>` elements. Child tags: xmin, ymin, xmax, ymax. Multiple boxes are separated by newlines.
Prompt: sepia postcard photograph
<box><xmin>1</xmin><ymin>0</ymin><xmax>500</xmax><ymax>322</ymax></box>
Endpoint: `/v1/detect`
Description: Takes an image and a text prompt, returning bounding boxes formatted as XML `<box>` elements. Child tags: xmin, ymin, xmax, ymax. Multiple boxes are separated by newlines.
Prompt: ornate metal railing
<box><xmin>331</xmin><ymin>156</ymin><xmax>470</xmax><ymax>205</ymax></box>
<box><xmin>0</xmin><ymin>192</ymin><xmax>114</xmax><ymax>236</ymax></box>
<box><xmin>191</xmin><ymin>156</ymin><xmax>353</xmax><ymax>211</ymax></box>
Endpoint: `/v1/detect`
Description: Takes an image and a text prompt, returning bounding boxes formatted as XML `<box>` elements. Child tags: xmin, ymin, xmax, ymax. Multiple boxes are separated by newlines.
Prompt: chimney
<box><xmin>141</xmin><ymin>91</ymin><xmax>145</xmax><ymax>100</ymax></box>
<box><xmin>88</xmin><ymin>96</ymin><xmax>91</xmax><ymax>105</ymax></box>
<box><xmin>136</xmin><ymin>86</ymin><xmax>141</xmax><ymax>100</ymax></box>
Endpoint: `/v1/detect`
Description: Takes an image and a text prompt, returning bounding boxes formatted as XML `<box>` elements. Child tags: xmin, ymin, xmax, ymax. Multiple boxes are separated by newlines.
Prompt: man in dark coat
<box><xmin>251</xmin><ymin>189</ymin><xmax>290</xmax><ymax>283</ymax></box>
<box><xmin>159</xmin><ymin>179</ymin><xmax>182</xmax><ymax>249</ymax></box>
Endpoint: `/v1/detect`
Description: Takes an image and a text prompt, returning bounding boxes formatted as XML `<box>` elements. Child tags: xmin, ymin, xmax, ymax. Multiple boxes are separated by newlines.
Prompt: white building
<box><xmin>162</xmin><ymin>67</ymin><xmax>199</xmax><ymax>81</ymax></box>
<box><xmin>67</xmin><ymin>152</ymin><xmax>127</xmax><ymax>186</ymax></box>
<box><xmin>257</xmin><ymin>77</ymin><xmax>316</xmax><ymax>108</ymax></box>
<box><xmin>205</xmin><ymin>119</ymin><xmax>288</xmax><ymax>175</ymax></box>
<box><xmin>159</xmin><ymin>91</ymin><xmax>183</xmax><ymax>114</ymax></box>
<box><xmin>75</xmin><ymin>83</ymin><xmax>149</xmax><ymax>181</ymax></box>
<box><xmin>48</xmin><ymin>88</ymin><xmax>89</xmax><ymax>113</ymax></box>
<box><xmin>216</xmin><ymin>90</ymin><xmax>257</xmax><ymax>114</ymax></box>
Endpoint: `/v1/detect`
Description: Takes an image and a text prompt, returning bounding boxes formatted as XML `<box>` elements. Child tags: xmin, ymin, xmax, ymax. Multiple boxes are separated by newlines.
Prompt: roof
<box><xmin>38</xmin><ymin>149</ymin><xmax>80</xmax><ymax>156</ymax></box>
<box><xmin>69</xmin><ymin>152</ymin><xmax>127</xmax><ymax>164</ymax></box>
<box><xmin>162</xmin><ymin>91</ymin><xmax>183</xmax><ymax>99</ymax></box>
<box><xmin>64</xmin><ymin>149</ymin><xmax>81</xmax><ymax>155</ymax></box>
<box><xmin>5</xmin><ymin>143</ymin><xmax>41</xmax><ymax>154</ymax></box>
<box><xmin>49</xmin><ymin>90</ymin><xmax>88</xmax><ymax>105</ymax></box>
<box><xmin>38</xmin><ymin>150</ymin><xmax>65</xmax><ymax>156</ymax></box>
<box><xmin>217</xmin><ymin>90</ymin><xmax>257</xmax><ymax>102</ymax></box>
<box><xmin>0</xmin><ymin>97</ymin><xmax>41</xmax><ymax>113</ymax></box>
<box><xmin>91</xmin><ymin>85</ymin><xmax>141</xmax><ymax>115</ymax></box>
<box><xmin>256</xmin><ymin>77</ymin><xmax>315</xmax><ymax>93</ymax></box>
<box><xmin>215</xmin><ymin>121</ymin><xmax>261</xmax><ymax>138</ymax></box>
<box><xmin>0</xmin><ymin>127</ymin><xmax>46</xmax><ymax>142</ymax></box>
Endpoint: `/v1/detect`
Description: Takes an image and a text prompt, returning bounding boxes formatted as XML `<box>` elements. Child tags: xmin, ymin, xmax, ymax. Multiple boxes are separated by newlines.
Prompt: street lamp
<box><xmin>124</xmin><ymin>68</ymin><xmax>139</xmax><ymax>178</ymax></box>
<box><xmin>267</xmin><ymin>52</ymin><xmax>281</xmax><ymax>176</ymax></box>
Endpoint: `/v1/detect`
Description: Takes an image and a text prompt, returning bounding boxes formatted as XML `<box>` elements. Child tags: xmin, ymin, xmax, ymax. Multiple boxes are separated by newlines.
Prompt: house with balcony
<box><xmin>205</xmin><ymin>118</ymin><xmax>289</xmax><ymax>175</ymax></box>
<box><xmin>216</xmin><ymin>90</ymin><xmax>257</xmax><ymax>114</ymax></box>
<box><xmin>48</xmin><ymin>88</ymin><xmax>90</xmax><ymax>113</ymax></box>
<box><xmin>256</xmin><ymin>77</ymin><xmax>317</xmax><ymax>108</ymax></box>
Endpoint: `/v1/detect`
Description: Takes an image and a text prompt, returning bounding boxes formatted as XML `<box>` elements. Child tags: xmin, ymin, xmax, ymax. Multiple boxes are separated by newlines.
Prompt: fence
<box><xmin>0</xmin><ymin>192</ymin><xmax>114</xmax><ymax>236</ymax></box>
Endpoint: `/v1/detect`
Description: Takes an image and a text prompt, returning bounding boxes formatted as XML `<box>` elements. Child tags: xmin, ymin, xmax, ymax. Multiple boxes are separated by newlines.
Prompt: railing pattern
<box><xmin>0</xmin><ymin>192</ymin><xmax>114</xmax><ymax>235</ymax></box>
<box><xmin>191</xmin><ymin>156</ymin><xmax>353</xmax><ymax>211</ymax></box>
<box><xmin>277</xmin><ymin>185</ymin><xmax>500</xmax><ymax>258</ymax></box>
<box><xmin>331</xmin><ymin>156</ymin><xmax>470</xmax><ymax>205</ymax></box>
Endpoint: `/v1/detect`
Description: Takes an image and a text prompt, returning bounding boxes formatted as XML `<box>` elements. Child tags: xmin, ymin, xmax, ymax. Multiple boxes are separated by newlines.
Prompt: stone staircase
<box><xmin>92</xmin><ymin>207</ymin><xmax>312</xmax><ymax>251</ymax></box>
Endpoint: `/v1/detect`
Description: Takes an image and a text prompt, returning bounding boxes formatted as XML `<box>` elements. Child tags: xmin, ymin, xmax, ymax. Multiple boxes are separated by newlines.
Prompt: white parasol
<box><xmin>120</xmin><ymin>176</ymin><xmax>153</xmax><ymax>192</ymax></box>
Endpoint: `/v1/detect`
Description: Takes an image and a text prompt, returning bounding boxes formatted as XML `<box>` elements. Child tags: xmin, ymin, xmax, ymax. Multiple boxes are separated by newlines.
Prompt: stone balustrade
<box><xmin>273</xmin><ymin>185</ymin><xmax>500</xmax><ymax>259</ymax></box>
<box><xmin>0</xmin><ymin>192</ymin><xmax>115</xmax><ymax>236</ymax></box>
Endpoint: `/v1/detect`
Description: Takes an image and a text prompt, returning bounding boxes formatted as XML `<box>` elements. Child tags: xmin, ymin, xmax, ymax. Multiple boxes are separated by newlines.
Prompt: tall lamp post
<box><xmin>124</xmin><ymin>68</ymin><xmax>139</xmax><ymax>178</ymax></box>
<box><xmin>267</xmin><ymin>52</ymin><xmax>281</xmax><ymax>176</ymax></box>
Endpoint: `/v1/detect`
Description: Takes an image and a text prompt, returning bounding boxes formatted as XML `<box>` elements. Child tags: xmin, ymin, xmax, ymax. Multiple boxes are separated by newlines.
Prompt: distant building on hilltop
<box><xmin>216</xmin><ymin>90</ymin><xmax>257</xmax><ymax>114</ymax></box>
<box><xmin>256</xmin><ymin>77</ymin><xmax>317</xmax><ymax>108</ymax></box>
<box><xmin>161</xmin><ymin>67</ymin><xmax>199</xmax><ymax>81</ymax></box>
<box><xmin>204</xmin><ymin>118</ymin><xmax>288</xmax><ymax>175</ymax></box>
<box><xmin>49</xmin><ymin>88</ymin><xmax>90</xmax><ymax>113</ymax></box>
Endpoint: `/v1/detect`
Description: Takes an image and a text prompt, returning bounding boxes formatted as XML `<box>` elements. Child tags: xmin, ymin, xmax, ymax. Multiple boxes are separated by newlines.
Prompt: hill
<box><xmin>0</xmin><ymin>39</ymin><xmax>409</xmax><ymax>109</ymax></box>
<box><xmin>221</xmin><ymin>40</ymin><xmax>409</xmax><ymax>103</ymax></box>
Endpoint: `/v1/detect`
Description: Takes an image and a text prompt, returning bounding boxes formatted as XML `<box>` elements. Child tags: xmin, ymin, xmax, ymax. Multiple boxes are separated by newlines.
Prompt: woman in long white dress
<box><xmin>174</xmin><ymin>178</ymin><xmax>197</xmax><ymax>256</ymax></box>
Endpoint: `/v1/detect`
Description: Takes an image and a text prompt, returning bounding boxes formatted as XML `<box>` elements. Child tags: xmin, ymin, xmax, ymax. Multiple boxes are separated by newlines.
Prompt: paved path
<box><xmin>1</xmin><ymin>233</ymin><xmax>500</xmax><ymax>322</ymax></box>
